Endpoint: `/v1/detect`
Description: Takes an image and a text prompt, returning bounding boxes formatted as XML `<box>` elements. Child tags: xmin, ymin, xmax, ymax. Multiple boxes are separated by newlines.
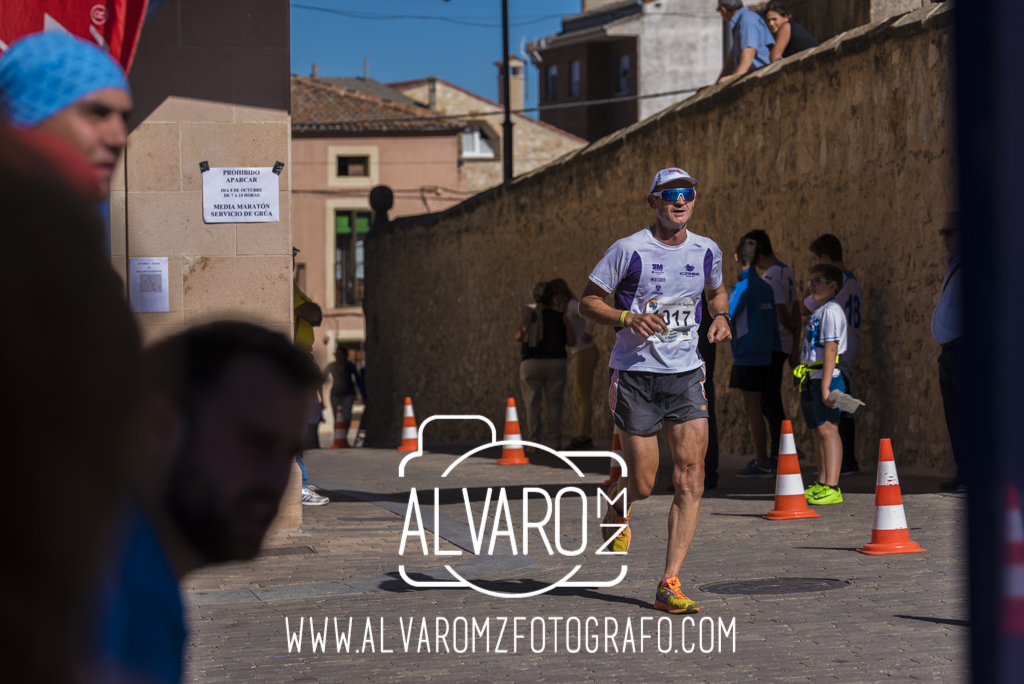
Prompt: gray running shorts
<box><xmin>608</xmin><ymin>367</ymin><xmax>708</xmax><ymax>435</ymax></box>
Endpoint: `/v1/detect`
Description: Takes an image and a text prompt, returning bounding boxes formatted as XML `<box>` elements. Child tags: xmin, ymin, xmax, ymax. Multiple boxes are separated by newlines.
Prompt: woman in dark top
<box><xmin>764</xmin><ymin>1</ymin><xmax>819</xmax><ymax>62</ymax></box>
<box><xmin>514</xmin><ymin>281</ymin><xmax>576</xmax><ymax>449</ymax></box>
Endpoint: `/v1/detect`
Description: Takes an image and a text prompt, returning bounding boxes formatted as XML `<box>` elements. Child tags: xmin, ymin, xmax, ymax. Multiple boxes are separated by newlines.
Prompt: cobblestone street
<box><xmin>184</xmin><ymin>446</ymin><xmax>967</xmax><ymax>682</ymax></box>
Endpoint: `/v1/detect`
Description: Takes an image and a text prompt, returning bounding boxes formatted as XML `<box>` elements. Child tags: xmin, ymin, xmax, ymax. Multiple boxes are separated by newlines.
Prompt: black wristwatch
<box><xmin>713</xmin><ymin>312</ymin><xmax>732</xmax><ymax>324</ymax></box>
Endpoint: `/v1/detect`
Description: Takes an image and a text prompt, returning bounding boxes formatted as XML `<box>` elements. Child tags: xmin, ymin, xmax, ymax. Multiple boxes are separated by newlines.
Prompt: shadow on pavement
<box><xmin>894</xmin><ymin>614</ymin><xmax>969</xmax><ymax>627</ymax></box>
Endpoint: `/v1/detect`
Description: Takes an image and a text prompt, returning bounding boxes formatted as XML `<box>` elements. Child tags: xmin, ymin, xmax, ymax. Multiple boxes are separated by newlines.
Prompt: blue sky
<box><xmin>290</xmin><ymin>0</ymin><xmax>581</xmax><ymax>114</ymax></box>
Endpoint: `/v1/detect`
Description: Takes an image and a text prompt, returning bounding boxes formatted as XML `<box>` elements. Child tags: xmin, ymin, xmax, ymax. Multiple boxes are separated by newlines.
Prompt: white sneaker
<box><xmin>301</xmin><ymin>487</ymin><xmax>328</xmax><ymax>506</ymax></box>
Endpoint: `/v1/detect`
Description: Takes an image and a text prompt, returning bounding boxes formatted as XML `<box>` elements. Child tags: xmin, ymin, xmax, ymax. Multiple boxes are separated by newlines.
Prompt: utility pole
<box><xmin>501</xmin><ymin>0</ymin><xmax>513</xmax><ymax>183</ymax></box>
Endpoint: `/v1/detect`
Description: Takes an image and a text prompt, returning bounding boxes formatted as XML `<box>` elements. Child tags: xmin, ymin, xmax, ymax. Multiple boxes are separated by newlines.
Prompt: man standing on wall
<box><xmin>580</xmin><ymin>168</ymin><xmax>732</xmax><ymax>614</ymax></box>
<box><xmin>717</xmin><ymin>0</ymin><xmax>775</xmax><ymax>83</ymax></box>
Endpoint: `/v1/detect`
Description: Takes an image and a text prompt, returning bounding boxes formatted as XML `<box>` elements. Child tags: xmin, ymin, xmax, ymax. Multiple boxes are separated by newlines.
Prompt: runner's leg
<box><xmin>663</xmin><ymin>417</ymin><xmax>708</xmax><ymax>578</ymax></box>
<box><xmin>616</xmin><ymin>431</ymin><xmax>660</xmax><ymax>515</ymax></box>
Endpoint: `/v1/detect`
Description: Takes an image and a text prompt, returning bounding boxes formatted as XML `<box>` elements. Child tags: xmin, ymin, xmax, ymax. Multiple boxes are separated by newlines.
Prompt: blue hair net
<box><xmin>0</xmin><ymin>32</ymin><xmax>130</xmax><ymax>128</ymax></box>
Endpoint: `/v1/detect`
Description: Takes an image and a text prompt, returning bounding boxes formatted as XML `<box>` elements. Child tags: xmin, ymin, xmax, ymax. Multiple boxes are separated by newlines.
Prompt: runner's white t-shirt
<box><xmin>800</xmin><ymin>299</ymin><xmax>847</xmax><ymax>380</ymax></box>
<box><xmin>761</xmin><ymin>261</ymin><xmax>799</xmax><ymax>355</ymax></box>
<box><xmin>805</xmin><ymin>270</ymin><xmax>862</xmax><ymax>367</ymax></box>
<box><xmin>589</xmin><ymin>227</ymin><xmax>723</xmax><ymax>373</ymax></box>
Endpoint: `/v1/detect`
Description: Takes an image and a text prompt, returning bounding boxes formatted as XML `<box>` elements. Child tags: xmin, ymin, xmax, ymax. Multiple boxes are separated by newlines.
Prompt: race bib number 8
<box><xmin>645</xmin><ymin>297</ymin><xmax>697</xmax><ymax>342</ymax></box>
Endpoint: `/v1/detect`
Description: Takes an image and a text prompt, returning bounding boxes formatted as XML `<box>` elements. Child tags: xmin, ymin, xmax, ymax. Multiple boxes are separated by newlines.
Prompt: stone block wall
<box><xmin>363</xmin><ymin>4</ymin><xmax>955</xmax><ymax>474</ymax></box>
<box><xmin>116</xmin><ymin>0</ymin><xmax>293</xmax><ymax>344</ymax></box>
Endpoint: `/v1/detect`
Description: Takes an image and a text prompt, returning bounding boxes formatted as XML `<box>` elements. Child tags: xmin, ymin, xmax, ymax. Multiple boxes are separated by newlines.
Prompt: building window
<box><xmin>337</xmin><ymin>156</ymin><xmax>369</xmax><ymax>177</ymax></box>
<box><xmin>461</xmin><ymin>124</ymin><xmax>496</xmax><ymax>159</ymax></box>
<box><xmin>545</xmin><ymin>65</ymin><xmax>557</xmax><ymax>101</ymax></box>
<box><xmin>335</xmin><ymin>210</ymin><xmax>371</xmax><ymax>307</ymax></box>
<box><xmin>570</xmin><ymin>60</ymin><xmax>581</xmax><ymax>98</ymax></box>
<box><xmin>616</xmin><ymin>55</ymin><xmax>630</xmax><ymax>94</ymax></box>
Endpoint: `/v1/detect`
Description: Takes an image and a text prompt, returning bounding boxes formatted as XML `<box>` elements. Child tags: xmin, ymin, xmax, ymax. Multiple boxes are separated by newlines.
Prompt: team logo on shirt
<box><xmin>652</xmin><ymin>264</ymin><xmax>663</xmax><ymax>272</ymax></box>
<box><xmin>685</xmin><ymin>264</ymin><xmax>695</xmax><ymax>272</ymax></box>
<box><xmin>679</xmin><ymin>264</ymin><xmax>700</xmax><ymax>278</ymax></box>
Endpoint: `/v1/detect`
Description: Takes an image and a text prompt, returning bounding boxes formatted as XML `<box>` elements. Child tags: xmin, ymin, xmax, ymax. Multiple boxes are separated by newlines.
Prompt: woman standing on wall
<box><xmin>764</xmin><ymin>1</ymin><xmax>819</xmax><ymax>62</ymax></box>
<box><xmin>514</xmin><ymin>281</ymin><xmax>576</xmax><ymax>450</ymax></box>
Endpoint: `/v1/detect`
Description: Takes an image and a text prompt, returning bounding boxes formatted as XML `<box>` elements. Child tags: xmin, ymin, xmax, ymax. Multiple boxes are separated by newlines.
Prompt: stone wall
<box><xmin>363</xmin><ymin>3</ymin><xmax>956</xmax><ymax>475</ymax></box>
<box><xmin>793</xmin><ymin>0</ymin><xmax>932</xmax><ymax>43</ymax></box>
<box><xmin>118</xmin><ymin>0</ymin><xmax>293</xmax><ymax>345</ymax></box>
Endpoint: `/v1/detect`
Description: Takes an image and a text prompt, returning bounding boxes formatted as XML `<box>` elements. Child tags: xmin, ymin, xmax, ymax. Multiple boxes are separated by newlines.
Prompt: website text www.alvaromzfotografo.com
<box><xmin>284</xmin><ymin>615</ymin><xmax>737</xmax><ymax>655</ymax></box>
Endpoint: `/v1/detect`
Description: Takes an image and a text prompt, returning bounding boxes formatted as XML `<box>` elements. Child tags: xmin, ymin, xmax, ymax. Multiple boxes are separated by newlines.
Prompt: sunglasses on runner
<box><xmin>650</xmin><ymin>188</ymin><xmax>696</xmax><ymax>202</ymax></box>
<box><xmin>807</xmin><ymin>277</ymin><xmax>835</xmax><ymax>286</ymax></box>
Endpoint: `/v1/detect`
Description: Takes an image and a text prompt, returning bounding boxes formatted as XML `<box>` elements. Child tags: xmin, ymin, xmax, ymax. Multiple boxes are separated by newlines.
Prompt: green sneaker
<box><xmin>808</xmin><ymin>484</ymin><xmax>843</xmax><ymax>505</ymax></box>
<box><xmin>601</xmin><ymin>482</ymin><xmax>631</xmax><ymax>553</ymax></box>
<box><xmin>804</xmin><ymin>481</ymin><xmax>825</xmax><ymax>499</ymax></box>
<box><xmin>654</xmin><ymin>577</ymin><xmax>700</xmax><ymax>614</ymax></box>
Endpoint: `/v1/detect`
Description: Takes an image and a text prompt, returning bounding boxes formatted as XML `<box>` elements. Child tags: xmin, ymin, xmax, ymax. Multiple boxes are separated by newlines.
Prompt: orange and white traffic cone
<box><xmin>330</xmin><ymin>404</ymin><xmax>350</xmax><ymax>449</ymax></box>
<box><xmin>1003</xmin><ymin>485</ymin><xmax>1024</xmax><ymax>633</ymax></box>
<box><xmin>602</xmin><ymin>430</ymin><xmax>623</xmax><ymax>487</ymax></box>
<box><xmin>397</xmin><ymin>397</ymin><xmax>418</xmax><ymax>452</ymax></box>
<box><xmin>857</xmin><ymin>439</ymin><xmax>925</xmax><ymax>555</ymax></box>
<box><xmin>496</xmin><ymin>398</ymin><xmax>530</xmax><ymax>465</ymax></box>
<box><xmin>764</xmin><ymin>420</ymin><xmax>821</xmax><ymax>520</ymax></box>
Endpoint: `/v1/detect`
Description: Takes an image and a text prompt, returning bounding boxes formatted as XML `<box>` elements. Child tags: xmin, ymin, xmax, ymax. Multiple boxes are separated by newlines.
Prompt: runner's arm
<box><xmin>705</xmin><ymin>282</ymin><xmax>733</xmax><ymax>343</ymax></box>
<box><xmin>579</xmin><ymin>280</ymin><xmax>668</xmax><ymax>338</ymax></box>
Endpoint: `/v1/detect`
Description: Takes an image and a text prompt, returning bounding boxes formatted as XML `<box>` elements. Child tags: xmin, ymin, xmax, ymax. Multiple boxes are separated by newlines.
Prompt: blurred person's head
<box><xmin>735</xmin><ymin>237</ymin><xmax>760</xmax><ymax>269</ymax></box>
<box><xmin>742</xmin><ymin>229</ymin><xmax>775</xmax><ymax>265</ymax></box>
<box><xmin>136</xmin><ymin>323</ymin><xmax>322</xmax><ymax>571</ymax></box>
<box><xmin>0</xmin><ymin>125</ymin><xmax>140</xmax><ymax>683</ymax></box>
<box><xmin>809</xmin><ymin>233</ymin><xmax>844</xmax><ymax>265</ymax></box>
<box><xmin>532</xmin><ymin>281</ymin><xmax>548</xmax><ymax>304</ymax></box>
<box><xmin>764</xmin><ymin>2</ymin><xmax>792</xmax><ymax>34</ymax></box>
<box><xmin>717</xmin><ymin>0</ymin><xmax>744</xmax><ymax>20</ymax></box>
<box><xmin>0</xmin><ymin>32</ymin><xmax>132</xmax><ymax>196</ymax></box>
<box><xmin>808</xmin><ymin>263</ymin><xmax>843</xmax><ymax>302</ymax></box>
<box><xmin>547</xmin><ymin>278</ymin><xmax>575</xmax><ymax>307</ymax></box>
<box><xmin>940</xmin><ymin>211</ymin><xmax>959</xmax><ymax>258</ymax></box>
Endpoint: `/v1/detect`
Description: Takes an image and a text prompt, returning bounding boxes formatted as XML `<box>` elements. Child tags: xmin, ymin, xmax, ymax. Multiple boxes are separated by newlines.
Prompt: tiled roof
<box><xmin>314</xmin><ymin>76</ymin><xmax>423</xmax><ymax>108</ymax></box>
<box><xmin>291</xmin><ymin>76</ymin><xmax>463</xmax><ymax>133</ymax></box>
<box><xmin>387</xmin><ymin>77</ymin><xmax>587</xmax><ymax>144</ymax></box>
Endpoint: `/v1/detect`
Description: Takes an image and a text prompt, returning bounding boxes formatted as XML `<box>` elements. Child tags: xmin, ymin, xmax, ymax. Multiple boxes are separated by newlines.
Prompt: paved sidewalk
<box><xmin>183</xmin><ymin>446</ymin><xmax>967</xmax><ymax>682</ymax></box>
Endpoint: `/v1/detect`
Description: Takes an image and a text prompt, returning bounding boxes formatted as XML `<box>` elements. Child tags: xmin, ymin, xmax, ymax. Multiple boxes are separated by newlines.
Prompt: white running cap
<box><xmin>649</xmin><ymin>167</ymin><xmax>698</xmax><ymax>193</ymax></box>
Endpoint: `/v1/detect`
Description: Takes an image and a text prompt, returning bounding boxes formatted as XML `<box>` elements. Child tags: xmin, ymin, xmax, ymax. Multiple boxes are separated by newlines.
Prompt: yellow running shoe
<box><xmin>655</xmin><ymin>577</ymin><xmax>700</xmax><ymax>614</ymax></box>
<box><xmin>600</xmin><ymin>482</ymin><xmax>631</xmax><ymax>553</ymax></box>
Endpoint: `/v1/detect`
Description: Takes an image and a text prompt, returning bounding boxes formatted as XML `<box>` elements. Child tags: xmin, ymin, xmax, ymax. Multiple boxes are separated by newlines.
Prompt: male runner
<box><xmin>579</xmin><ymin>168</ymin><xmax>732</xmax><ymax>614</ymax></box>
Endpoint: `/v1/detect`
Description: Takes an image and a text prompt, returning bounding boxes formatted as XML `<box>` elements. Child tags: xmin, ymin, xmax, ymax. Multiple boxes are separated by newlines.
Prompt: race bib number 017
<box><xmin>645</xmin><ymin>297</ymin><xmax>697</xmax><ymax>342</ymax></box>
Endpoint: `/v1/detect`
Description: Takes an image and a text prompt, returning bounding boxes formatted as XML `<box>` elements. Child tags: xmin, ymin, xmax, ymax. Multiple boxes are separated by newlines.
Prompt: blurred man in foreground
<box><xmin>0</xmin><ymin>31</ymin><xmax>132</xmax><ymax>199</ymax></box>
<box><xmin>0</xmin><ymin>123</ymin><xmax>140</xmax><ymax>683</ymax></box>
<box><xmin>101</xmin><ymin>323</ymin><xmax>322</xmax><ymax>682</ymax></box>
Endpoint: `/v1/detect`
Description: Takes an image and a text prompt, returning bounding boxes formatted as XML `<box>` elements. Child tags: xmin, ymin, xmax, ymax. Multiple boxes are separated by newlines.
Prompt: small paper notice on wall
<box><xmin>202</xmin><ymin>167</ymin><xmax>280</xmax><ymax>223</ymax></box>
<box><xmin>129</xmin><ymin>257</ymin><xmax>170</xmax><ymax>313</ymax></box>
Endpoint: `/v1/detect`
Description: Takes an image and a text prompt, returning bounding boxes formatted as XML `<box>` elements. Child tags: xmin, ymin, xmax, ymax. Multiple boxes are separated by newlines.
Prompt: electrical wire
<box><xmin>291</xmin><ymin>4</ymin><xmax>564</xmax><ymax>28</ymax></box>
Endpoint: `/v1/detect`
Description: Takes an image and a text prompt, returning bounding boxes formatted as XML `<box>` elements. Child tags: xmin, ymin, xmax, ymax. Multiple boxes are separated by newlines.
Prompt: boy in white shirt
<box><xmin>799</xmin><ymin>234</ymin><xmax>863</xmax><ymax>475</ymax></box>
<box><xmin>797</xmin><ymin>263</ymin><xmax>847</xmax><ymax>505</ymax></box>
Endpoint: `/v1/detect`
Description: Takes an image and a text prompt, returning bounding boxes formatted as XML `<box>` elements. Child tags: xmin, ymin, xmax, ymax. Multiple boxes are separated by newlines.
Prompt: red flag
<box><xmin>0</xmin><ymin>0</ymin><xmax>149</xmax><ymax>71</ymax></box>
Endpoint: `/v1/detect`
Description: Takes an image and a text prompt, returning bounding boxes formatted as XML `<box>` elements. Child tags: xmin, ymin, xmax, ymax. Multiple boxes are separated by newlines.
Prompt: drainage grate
<box><xmin>259</xmin><ymin>545</ymin><xmax>316</xmax><ymax>558</ymax></box>
<box><xmin>699</xmin><ymin>578</ymin><xmax>848</xmax><ymax>595</ymax></box>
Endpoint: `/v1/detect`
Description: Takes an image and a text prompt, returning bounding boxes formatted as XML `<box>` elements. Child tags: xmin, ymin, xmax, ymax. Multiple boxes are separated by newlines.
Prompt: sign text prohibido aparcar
<box><xmin>202</xmin><ymin>166</ymin><xmax>281</xmax><ymax>223</ymax></box>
